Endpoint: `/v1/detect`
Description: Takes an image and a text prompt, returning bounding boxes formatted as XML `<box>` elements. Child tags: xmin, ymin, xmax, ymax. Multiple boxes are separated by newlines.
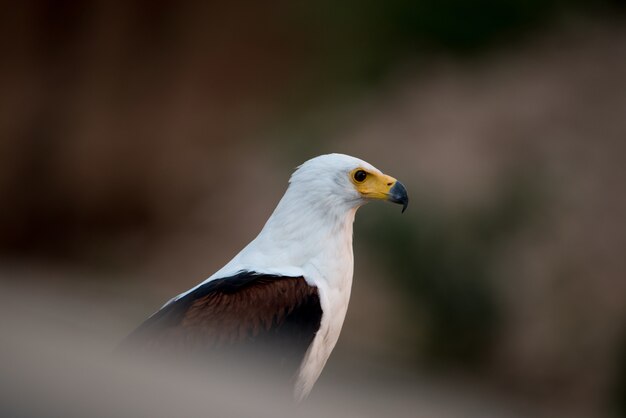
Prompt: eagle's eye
<box><xmin>353</xmin><ymin>169</ymin><xmax>368</xmax><ymax>183</ymax></box>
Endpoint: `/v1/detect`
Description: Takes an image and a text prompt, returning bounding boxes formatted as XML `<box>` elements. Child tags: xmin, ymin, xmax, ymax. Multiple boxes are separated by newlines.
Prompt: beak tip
<box><xmin>389</xmin><ymin>181</ymin><xmax>409</xmax><ymax>214</ymax></box>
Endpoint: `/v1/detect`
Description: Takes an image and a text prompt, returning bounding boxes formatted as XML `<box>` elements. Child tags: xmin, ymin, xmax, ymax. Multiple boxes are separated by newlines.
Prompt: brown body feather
<box><xmin>121</xmin><ymin>272</ymin><xmax>323</xmax><ymax>377</ymax></box>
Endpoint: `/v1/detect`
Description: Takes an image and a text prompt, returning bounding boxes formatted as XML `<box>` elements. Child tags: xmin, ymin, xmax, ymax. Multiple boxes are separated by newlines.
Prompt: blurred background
<box><xmin>1</xmin><ymin>1</ymin><xmax>626</xmax><ymax>417</ymax></box>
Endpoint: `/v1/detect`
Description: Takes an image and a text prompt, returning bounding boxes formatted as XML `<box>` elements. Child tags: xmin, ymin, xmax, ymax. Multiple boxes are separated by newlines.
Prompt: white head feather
<box><xmin>183</xmin><ymin>153</ymin><xmax>383</xmax><ymax>282</ymax></box>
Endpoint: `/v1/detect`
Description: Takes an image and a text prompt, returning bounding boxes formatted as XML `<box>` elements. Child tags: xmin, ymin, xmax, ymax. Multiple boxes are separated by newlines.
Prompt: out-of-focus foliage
<box><xmin>613</xmin><ymin>331</ymin><xmax>626</xmax><ymax>416</ymax></box>
<box><xmin>360</xmin><ymin>173</ymin><xmax>542</xmax><ymax>366</ymax></box>
<box><xmin>287</xmin><ymin>0</ymin><xmax>611</xmax><ymax>91</ymax></box>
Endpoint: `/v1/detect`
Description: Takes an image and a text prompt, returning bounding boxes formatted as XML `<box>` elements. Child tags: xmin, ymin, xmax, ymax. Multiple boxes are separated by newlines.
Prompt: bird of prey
<box><xmin>122</xmin><ymin>153</ymin><xmax>408</xmax><ymax>401</ymax></box>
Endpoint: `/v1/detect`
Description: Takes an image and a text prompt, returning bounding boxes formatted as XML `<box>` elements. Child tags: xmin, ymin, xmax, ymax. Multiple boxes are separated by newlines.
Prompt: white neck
<box><xmin>224</xmin><ymin>184</ymin><xmax>360</xmax><ymax>400</ymax></box>
<box><xmin>224</xmin><ymin>182</ymin><xmax>360</xmax><ymax>290</ymax></box>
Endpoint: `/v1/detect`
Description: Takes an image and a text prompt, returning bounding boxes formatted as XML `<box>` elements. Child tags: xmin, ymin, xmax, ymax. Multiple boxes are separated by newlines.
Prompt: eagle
<box><xmin>122</xmin><ymin>153</ymin><xmax>408</xmax><ymax>400</ymax></box>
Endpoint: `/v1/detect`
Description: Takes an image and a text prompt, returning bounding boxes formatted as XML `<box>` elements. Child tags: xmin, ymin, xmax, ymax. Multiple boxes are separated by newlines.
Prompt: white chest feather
<box><xmin>293</xmin><ymin>214</ymin><xmax>355</xmax><ymax>401</ymax></box>
<box><xmin>232</xmin><ymin>203</ymin><xmax>358</xmax><ymax>401</ymax></box>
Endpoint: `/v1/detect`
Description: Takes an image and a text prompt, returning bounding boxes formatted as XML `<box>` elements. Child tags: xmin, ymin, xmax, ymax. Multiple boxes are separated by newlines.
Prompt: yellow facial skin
<box><xmin>349</xmin><ymin>168</ymin><xmax>398</xmax><ymax>200</ymax></box>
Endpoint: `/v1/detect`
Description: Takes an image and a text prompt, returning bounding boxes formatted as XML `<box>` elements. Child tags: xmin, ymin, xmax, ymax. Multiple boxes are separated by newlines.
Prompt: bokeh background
<box><xmin>1</xmin><ymin>1</ymin><xmax>626</xmax><ymax>417</ymax></box>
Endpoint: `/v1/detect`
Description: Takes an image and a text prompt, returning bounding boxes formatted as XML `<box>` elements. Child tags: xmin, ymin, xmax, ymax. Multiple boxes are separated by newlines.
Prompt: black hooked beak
<box><xmin>388</xmin><ymin>181</ymin><xmax>409</xmax><ymax>213</ymax></box>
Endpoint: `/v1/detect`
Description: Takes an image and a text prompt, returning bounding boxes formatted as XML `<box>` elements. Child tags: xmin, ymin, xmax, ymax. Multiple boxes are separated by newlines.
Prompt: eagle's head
<box><xmin>289</xmin><ymin>153</ymin><xmax>409</xmax><ymax>213</ymax></box>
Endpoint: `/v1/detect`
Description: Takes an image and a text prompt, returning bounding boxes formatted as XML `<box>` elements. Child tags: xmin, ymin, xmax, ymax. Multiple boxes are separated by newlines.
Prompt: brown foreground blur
<box><xmin>0</xmin><ymin>270</ymin><xmax>549</xmax><ymax>418</ymax></box>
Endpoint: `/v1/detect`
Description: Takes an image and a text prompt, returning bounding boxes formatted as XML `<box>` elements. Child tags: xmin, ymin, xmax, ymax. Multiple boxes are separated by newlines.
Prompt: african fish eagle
<box><xmin>122</xmin><ymin>153</ymin><xmax>408</xmax><ymax>401</ymax></box>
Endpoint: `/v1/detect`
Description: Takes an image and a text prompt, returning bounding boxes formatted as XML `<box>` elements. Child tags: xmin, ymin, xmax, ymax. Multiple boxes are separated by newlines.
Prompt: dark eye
<box><xmin>353</xmin><ymin>170</ymin><xmax>367</xmax><ymax>182</ymax></box>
